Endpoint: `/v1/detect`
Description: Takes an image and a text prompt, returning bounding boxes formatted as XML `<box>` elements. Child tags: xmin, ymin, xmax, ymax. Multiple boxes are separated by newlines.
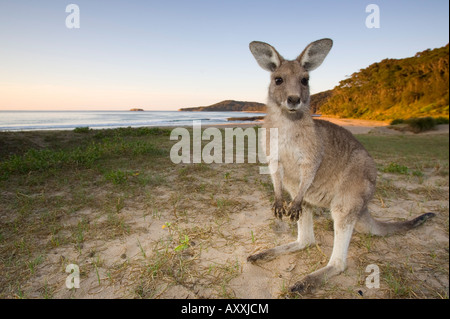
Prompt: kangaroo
<box><xmin>247</xmin><ymin>38</ymin><xmax>435</xmax><ymax>294</ymax></box>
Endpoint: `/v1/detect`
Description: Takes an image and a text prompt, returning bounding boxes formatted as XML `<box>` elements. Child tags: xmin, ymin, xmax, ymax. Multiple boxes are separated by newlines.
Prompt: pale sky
<box><xmin>0</xmin><ymin>0</ymin><xmax>448</xmax><ymax>110</ymax></box>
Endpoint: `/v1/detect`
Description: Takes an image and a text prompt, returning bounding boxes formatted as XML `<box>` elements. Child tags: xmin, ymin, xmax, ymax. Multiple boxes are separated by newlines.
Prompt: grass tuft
<box><xmin>382</xmin><ymin>162</ymin><xmax>409</xmax><ymax>175</ymax></box>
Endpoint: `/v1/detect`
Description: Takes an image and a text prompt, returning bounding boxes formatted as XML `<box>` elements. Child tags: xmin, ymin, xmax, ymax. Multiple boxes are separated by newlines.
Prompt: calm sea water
<box><xmin>0</xmin><ymin>111</ymin><xmax>266</xmax><ymax>131</ymax></box>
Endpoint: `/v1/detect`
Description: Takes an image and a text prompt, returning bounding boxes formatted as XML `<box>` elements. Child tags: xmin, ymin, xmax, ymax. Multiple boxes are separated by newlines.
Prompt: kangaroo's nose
<box><xmin>287</xmin><ymin>95</ymin><xmax>300</xmax><ymax>106</ymax></box>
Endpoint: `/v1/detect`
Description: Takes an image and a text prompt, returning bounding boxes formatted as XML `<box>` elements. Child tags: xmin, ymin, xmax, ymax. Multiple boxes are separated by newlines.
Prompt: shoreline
<box><xmin>1</xmin><ymin>117</ymin><xmax>448</xmax><ymax>136</ymax></box>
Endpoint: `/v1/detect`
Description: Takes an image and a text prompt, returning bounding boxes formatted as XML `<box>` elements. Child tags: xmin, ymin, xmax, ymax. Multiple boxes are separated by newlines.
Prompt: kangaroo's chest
<box><xmin>278</xmin><ymin>130</ymin><xmax>307</xmax><ymax>167</ymax></box>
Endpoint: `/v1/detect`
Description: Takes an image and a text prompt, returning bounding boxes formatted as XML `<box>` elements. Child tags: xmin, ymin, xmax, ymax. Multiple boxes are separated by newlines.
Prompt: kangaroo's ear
<box><xmin>297</xmin><ymin>38</ymin><xmax>333</xmax><ymax>71</ymax></box>
<box><xmin>249</xmin><ymin>41</ymin><xmax>284</xmax><ymax>72</ymax></box>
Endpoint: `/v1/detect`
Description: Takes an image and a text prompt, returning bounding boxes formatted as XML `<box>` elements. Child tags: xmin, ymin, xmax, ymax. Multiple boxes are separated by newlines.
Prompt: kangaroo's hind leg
<box><xmin>247</xmin><ymin>204</ymin><xmax>315</xmax><ymax>263</ymax></box>
<box><xmin>290</xmin><ymin>201</ymin><xmax>362</xmax><ymax>294</ymax></box>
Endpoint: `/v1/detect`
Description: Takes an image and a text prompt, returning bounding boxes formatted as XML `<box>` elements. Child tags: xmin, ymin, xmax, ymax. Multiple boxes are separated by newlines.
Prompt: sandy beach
<box><xmin>204</xmin><ymin>116</ymin><xmax>389</xmax><ymax>133</ymax></box>
<box><xmin>213</xmin><ymin>116</ymin><xmax>449</xmax><ymax>135</ymax></box>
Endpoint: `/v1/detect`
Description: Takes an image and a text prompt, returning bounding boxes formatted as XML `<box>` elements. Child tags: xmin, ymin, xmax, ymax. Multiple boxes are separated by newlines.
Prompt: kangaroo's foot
<box><xmin>290</xmin><ymin>262</ymin><xmax>346</xmax><ymax>294</ymax></box>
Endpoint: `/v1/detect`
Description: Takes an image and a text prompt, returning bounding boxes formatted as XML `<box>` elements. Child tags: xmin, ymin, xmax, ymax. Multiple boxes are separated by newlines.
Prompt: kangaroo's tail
<box><xmin>355</xmin><ymin>210</ymin><xmax>435</xmax><ymax>236</ymax></box>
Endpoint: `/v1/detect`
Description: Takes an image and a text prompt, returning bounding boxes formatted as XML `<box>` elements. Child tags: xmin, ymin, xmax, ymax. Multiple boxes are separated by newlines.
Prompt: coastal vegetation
<box><xmin>312</xmin><ymin>44</ymin><xmax>449</xmax><ymax>120</ymax></box>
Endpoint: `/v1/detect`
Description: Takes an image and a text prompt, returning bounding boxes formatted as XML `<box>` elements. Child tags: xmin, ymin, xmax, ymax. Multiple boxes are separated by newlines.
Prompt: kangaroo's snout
<box><xmin>287</xmin><ymin>95</ymin><xmax>301</xmax><ymax>110</ymax></box>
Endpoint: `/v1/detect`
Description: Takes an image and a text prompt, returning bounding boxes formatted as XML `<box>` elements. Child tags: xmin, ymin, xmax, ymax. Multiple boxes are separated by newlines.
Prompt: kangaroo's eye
<box><xmin>301</xmin><ymin>77</ymin><xmax>309</xmax><ymax>86</ymax></box>
<box><xmin>274</xmin><ymin>77</ymin><xmax>283</xmax><ymax>85</ymax></box>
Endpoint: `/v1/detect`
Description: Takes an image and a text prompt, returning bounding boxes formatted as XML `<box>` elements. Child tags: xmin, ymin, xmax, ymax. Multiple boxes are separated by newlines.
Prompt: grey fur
<box><xmin>247</xmin><ymin>39</ymin><xmax>435</xmax><ymax>294</ymax></box>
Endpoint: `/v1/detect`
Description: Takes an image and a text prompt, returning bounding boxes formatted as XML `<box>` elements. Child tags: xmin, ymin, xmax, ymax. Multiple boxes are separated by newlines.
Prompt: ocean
<box><xmin>0</xmin><ymin>111</ymin><xmax>266</xmax><ymax>131</ymax></box>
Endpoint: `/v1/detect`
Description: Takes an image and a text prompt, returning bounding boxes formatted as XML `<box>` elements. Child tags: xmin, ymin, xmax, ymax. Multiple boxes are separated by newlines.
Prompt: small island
<box><xmin>130</xmin><ymin>108</ymin><xmax>144</xmax><ymax>112</ymax></box>
<box><xmin>178</xmin><ymin>100</ymin><xmax>266</xmax><ymax>112</ymax></box>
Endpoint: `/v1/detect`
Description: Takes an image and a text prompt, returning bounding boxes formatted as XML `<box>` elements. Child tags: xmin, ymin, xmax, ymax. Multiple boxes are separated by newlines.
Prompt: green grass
<box><xmin>355</xmin><ymin>134</ymin><xmax>449</xmax><ymax>170</ymax></box>
<box><xmin>0</xmin><ymin>130</ymin><xmax>169</xmax><ymax>180</ymax></box>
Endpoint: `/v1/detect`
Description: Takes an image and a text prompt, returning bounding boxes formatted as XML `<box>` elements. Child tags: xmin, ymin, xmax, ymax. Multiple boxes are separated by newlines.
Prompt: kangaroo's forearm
<box><xmin>293</xmin><ymin>163</ymin><xmax>318</xmax><ymax>204</ymax></box>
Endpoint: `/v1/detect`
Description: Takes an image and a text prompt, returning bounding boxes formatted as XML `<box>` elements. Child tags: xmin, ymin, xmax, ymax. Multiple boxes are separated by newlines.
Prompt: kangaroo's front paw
<box><xmin>272</xmin><ymin>200</ymin><xmax>286</xmax><ymax>220</ymax></box>
<box><xmin>287</xmin><ymin>201</ymin><xmax>302</xmax><ymax>222</ymax></box>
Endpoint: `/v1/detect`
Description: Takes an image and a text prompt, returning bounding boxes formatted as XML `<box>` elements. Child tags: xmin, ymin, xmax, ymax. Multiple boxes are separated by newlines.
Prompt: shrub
<box><xmin>390</xmin><ymin>116</ymin><xmax>446</xmax><ymax>133</ymax></box>
<box><xmin>390</xmin><ymin>119</ymin><xmax>405</xmax><ymax>125</ymax></box>
<box><xmin>74</xmin><ymin>127</ymin><xmax>91</xmax><ymax>133</ymax></box>
<box><xmin>435</xmin><ymin>117</ymin><xmax>449</xmax><ymax>125</ymax></box>
<box><xmin>406</xmin><ymin>117</ymin><xmax>436</xmax><ymax>133</ymax></box>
